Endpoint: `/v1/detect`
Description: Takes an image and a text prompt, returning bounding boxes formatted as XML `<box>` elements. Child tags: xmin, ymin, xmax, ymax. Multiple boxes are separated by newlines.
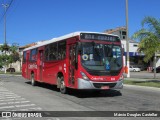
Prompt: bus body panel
<box><xmin>22</xmin><ymin>32</ymin><xmax>124</xmax><ymax>91</ymax></box>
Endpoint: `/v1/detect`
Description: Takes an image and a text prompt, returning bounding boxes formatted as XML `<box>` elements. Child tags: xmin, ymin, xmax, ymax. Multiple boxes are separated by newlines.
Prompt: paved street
<box><xmin>0</xmin><ymin>75</ymin><xmax>160</xmax><ymax>120</ymax></box>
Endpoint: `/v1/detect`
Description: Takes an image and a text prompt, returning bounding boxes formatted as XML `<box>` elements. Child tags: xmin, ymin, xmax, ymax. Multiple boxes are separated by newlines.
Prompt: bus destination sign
<box><xmin>80</xmin><ymin>33</ymin><xmax>120</xmax><ymax>42</ymax></box>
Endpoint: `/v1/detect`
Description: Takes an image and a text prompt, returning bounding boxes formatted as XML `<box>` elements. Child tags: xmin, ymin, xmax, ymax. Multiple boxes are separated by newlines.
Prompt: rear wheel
<box><xmin>59</xmin><ymin>76</ymin><xmax>67</xmax><ymax>94</ymax></box>
<box><xmin>31</xmin><ymin>74</ymin><xmax>36</xmax><ymax>86</ymax></box>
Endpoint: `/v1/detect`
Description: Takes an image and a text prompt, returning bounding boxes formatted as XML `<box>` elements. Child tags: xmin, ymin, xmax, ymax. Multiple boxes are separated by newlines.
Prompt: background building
<box><xmin>104</xmin><ymin>27</ymin><xmax>148</xmax><ymax>70</ymax></box>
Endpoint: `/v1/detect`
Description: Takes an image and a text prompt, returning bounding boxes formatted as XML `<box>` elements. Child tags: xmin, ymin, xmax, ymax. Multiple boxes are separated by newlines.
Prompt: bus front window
<box><xmin>81</xmin><ymin>42</ymin><xmax>122</xmax><ymax>73</ymax></box>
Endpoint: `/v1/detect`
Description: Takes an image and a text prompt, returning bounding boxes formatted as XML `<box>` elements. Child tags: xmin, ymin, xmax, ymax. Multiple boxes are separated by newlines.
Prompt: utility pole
<box><xmin>2</xmin><ymin>4</ymin><xmax>9</xmax><ymax>74</ymax></box>
<box><xmin>2</xmin><ymin>4</ymin><xmax>9</xmax><ymax>45</ymax></box>
<box><xmin>154</xmin><ymin>52</ymin><xmax>156</xmax><ymax>79</ymax></box>
<box><xmin>125</xmin><ymin>0</ymin><xmax>130</xmax><ymax>77</ymax></box>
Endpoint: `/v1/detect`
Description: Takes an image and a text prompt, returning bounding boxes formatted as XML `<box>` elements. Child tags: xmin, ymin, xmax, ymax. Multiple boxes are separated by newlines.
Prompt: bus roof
<box><xmin>23</xmin><ymin>31</ymin><xmax>119</xmax><ymax>51</ymax></box>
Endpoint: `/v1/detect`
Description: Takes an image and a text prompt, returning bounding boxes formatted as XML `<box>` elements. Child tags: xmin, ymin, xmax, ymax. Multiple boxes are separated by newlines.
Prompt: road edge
<box><xmin>124</xmin><ymin>84</ymin><xmax>160</xmax><ymax>91</ymax></box>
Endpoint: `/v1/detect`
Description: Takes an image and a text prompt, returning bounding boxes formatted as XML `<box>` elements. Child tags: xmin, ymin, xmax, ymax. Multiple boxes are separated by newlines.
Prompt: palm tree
<box><xmin>132</xmin><ymin>16</ymin><xmax>160</xmax><ymax>62</ymax></box>
<box><xmin>132</xmin><ymin>16</ymin><xmax>160</xmax><ymax>78</ymax></box>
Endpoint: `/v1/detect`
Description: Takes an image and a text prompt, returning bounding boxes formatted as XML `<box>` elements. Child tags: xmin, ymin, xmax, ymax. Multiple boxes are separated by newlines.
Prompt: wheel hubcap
<box><xmin>60</xmin><ymin>81</ymin><xmax>65</xmax><ymax>90</ymax></box>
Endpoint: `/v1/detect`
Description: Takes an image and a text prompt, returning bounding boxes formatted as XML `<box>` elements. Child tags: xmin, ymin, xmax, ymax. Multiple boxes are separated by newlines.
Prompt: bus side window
<box><xmin>45</xmin><ymin>45</ymin><xmax>49</xmax><ymax>61</ymax></box>
<box><xmin>23</xmin><ymin>51</ymin><xmax>27</xmax><ymax>63</ymax></box>
<box><xmin>58</xmin><ymin>41</ymin><xmax>66</xmax><ymax>60</ymax></box>
<box><xmin>30</xmin><ymin>48</ymin><xmax>37</xmax><ymax>62</ymax></box>
<box><xmin>49</xmin><ymin>43</ymin><xmax>58</xmax><ymax>61</ymax></box>
<box><xmin>45</xmin><ymin>43</ymin><xmax>58</xmax><ymax>61</ymax></box>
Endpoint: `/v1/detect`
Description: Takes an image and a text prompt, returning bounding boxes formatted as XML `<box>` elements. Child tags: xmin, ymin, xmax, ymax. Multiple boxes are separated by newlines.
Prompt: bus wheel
<box><xmin>59</xmin><ymin>77</ymin><xmax>67</xmax><ymax>94</ymax></box>
<box><xmin>31</xmin><ymin>74</ymin><xmax>36</xmax><ymax>86</ymax></box>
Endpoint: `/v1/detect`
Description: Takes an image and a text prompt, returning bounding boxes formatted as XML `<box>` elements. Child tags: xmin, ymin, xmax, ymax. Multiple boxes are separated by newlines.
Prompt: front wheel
<box><xmin>59</xmin><ymin>77</ymin><xmax>67</xmax><ymax>94</ymax></box>
<box><xmin>31</xmin><ymin>74</ymin><xmax>36</xmax><ymax>86</ymax></box>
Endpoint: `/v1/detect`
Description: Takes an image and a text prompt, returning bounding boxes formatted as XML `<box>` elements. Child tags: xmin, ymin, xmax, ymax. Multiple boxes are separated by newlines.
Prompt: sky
<box><xmin>0</xmin><ymin>0</ymin><xmax>159</xmax><ymax>46</ymax></box>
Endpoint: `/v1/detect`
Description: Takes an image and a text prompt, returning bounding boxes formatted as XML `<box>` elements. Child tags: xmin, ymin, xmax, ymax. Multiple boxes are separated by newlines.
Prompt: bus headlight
<box><xmin>80</xmin><ymin>72</ymin><xmax>89</xmax><ymax>81</ymax></box>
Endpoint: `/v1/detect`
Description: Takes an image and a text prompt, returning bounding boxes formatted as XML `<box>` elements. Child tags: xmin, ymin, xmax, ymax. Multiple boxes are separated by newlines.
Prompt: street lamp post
<box><xmin>154</xmin><ymin>52</ymin><xmax>156</xmax><ymax>79</ymax></box>
<box><xmin>2</xmin><ymin>4</ymin><xmax>9</xmax><ymax>45</ymax></box>
<box><xmin>2</xmin><ymin>4</ymin><xmax>9</xmax><ymax>74</ymax></box>
<box><xmin>125</xmin><ymin>0</ymin><xmax>130</xmax><ymax>77</ymax></box>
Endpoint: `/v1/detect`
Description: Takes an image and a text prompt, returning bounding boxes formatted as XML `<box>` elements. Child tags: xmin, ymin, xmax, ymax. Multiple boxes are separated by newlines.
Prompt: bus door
<box><xmin>38</xmin><ymin>50</ymin><xmax>44</xmax><ymax>82</ymax></box>
<box><xmin>26</xmin><ymin>52</ymin><xmax>29</xmax><ymax>79</ymax></box>
<box><xmin>69</xmin><ymin>45</ymin><xmax>76</xmax><ymax>86</ymax></box>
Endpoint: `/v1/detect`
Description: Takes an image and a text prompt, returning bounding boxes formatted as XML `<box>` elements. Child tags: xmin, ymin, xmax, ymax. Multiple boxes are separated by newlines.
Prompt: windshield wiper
<box><xmin>113</xmin><ymin>58</ymin><xmax>121</xmax><ymax>67</ymax></box>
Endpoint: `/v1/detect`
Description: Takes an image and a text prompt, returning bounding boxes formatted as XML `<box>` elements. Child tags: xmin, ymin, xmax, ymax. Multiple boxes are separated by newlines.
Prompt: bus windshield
<box><xmin>81</xmin><ymin>42</ymin><xmax>122</xmax><ymax>72</ymax></box>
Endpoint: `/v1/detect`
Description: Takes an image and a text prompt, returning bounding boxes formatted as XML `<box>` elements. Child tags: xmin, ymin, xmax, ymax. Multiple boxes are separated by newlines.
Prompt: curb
<box><xmin>0</xmin><ymin>74</ymin><xmax>22</xmax><ymax>77</ymax></box>
<box><xmin>124</xmin><ymin>84</ymin><xmax>160</xmax><ymax>91</ymax></box>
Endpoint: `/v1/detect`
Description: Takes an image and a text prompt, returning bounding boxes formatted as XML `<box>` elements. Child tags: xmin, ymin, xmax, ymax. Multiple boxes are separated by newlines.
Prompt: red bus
<box><xmin>22</xmin><ymin>32</ymin><xmax>124</xmax><ymax>94</ymax></box>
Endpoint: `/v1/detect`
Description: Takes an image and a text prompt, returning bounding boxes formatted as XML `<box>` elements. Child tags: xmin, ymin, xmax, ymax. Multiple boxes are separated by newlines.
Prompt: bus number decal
<box><xmin>111</xmin><ymin>77</ymin><xmax>115</xmax><ymax>81</ymax></box>
<box><xmin>64</xmin><ymin>64</ymin><xmax>66</xmax><ymax>73</ymax></box>
<box><xmin>28</xmin><ymin>64</ymin><xmax>37</xmax><ymax>69</ymax></box>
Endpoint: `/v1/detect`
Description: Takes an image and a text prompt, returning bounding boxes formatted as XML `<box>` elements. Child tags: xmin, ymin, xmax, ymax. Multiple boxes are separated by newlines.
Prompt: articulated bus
<box><xmin>22</xmin><ymin>32</ymin><xmax>124</xmax><ymax>94</ymax></box>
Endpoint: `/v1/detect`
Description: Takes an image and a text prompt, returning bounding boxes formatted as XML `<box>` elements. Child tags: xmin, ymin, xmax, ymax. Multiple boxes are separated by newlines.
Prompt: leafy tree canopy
<box><xmin>132</xmin><ymin>16</ymin><xmax>160</xmax><ymax>62</ymax></box>
<box><xmin>0</xmin><ymin>43</ymin><xmax>20</xmax><ymax>67</ymax></box>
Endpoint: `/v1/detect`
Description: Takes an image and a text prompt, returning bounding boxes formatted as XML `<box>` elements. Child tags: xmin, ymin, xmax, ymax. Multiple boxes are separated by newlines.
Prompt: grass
<box><xmin>0</xmin><ymin>71</ymin><xmax>22</xmax><ymax>75</ymax></box>
<box><xmin>124</xmin><ymin>80</ymin><xmax>160</xmax><ymax>88</ymax></box>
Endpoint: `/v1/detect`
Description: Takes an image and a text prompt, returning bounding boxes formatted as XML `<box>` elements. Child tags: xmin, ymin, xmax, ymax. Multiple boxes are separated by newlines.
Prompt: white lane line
<box><xmin>0</xmin><ymin>94</ymin><xmax>19</xmax><ymax>97</ymax></box>
<box><xmin>0</xmin><ymin>87</ymin><xmax>43</xmax><ymax>111</ymax></box>
<box><xmin>0</xmin><ymin>101</ymin><xmax>30</xmax><ymax>105</ymax></box>
<box><xmin>10</xmin><ymin>107</ymin><xmax>43</xmax><ymax>111</ymax></box>
<box><xmin>0</xmin><ymin>104</ymin><xmax>36</xmax><ymax>109</ymax></box>
<box><xmin>0</xmin><ymin>90</ymin><xmax>9</xmax><ymax>92</ymax></box>
<box><xmin>20</xmin><ymin>107</ymin><xmax>42</xmax><ymax>111</ymax></box>
<box><xmin>0</xmin><ymin>92</ymin><xmax>16</xmax><ymax>95</ymax></box>
<box><xmin>0</xmin><ymin>105</ymin><xmax>15</xmax><ymax>109</ymax></box>
<box><xmin>0</xmin><ymin>95</ymin><xmax>21</xmax><ymax>98</ymax></box>
<box><xmin>0</xmin><ymin>96</ymin><xmax>21</xmax><ymax>100</ymax></box>
<box><xmin>29</xmin><ymin>107</ymin><xmax>42</xmax><ymax>110</ymax></box>
<box><xmin>0</xmin><ymin>98</ymin><xmax>26</xmax><ymax>102</ymax></box>
<box><xmin>15</xmin><ymin>104</ymin><xmax>36</xmax><ymax>108</ymax></box>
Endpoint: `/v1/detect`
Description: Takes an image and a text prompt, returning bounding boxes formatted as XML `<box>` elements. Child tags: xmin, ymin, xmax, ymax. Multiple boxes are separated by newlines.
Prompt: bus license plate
<box><xmin>101</xmin><ymin>86</ymin><xmax>109</xmax><ymax>89</ymax></box>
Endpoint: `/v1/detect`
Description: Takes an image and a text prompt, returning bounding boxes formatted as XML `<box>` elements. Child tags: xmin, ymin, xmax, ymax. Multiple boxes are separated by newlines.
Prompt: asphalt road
<box><xmin>0</xmin><ymin>75</ymin><xmax>160</xmax><ymax>120</ymax></box>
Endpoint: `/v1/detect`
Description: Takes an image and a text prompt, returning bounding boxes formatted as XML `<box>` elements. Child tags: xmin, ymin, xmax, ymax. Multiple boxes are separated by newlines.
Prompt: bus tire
<box><xmin>59</xmin><ymin>76</ymin><xmax>67</xmax><ymax>94</ymax></box>
<box><xmin>31</xmin><ymin>74</ymin><xmax>36</xmax><ymax>86</ymax></box>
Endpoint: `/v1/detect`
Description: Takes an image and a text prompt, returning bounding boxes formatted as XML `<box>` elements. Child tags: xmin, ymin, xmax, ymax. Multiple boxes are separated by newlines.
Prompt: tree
<box><xmin>132</xmin><ymin>16</ymin><xmax>160</xmax><ymax>62</ymax></box>
<box><xmin>0</xmin><ymin>43</ymin><xmax>20</xmax><ymax>73</ymax></box>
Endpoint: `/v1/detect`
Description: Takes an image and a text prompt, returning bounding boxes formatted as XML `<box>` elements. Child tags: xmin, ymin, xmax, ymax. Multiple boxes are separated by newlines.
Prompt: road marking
<box><xmin>15</xmin><ymin>104</ymin><xmax>36</xmax><ymax>108</ymax></box>
<box><xmin>20</xmin><ymin>107</ymin><xmax>42</xmax><ymax>111</ymax></box>
<box><xmin>0</xmin><ymin>94</ymin><xmax>21</xmax><ymax>97</ymax></box>
<box><xmin>0</xmin><ymin>86</ymin><xmax>43</xmax><ymax>111</ymax></box>
<box><xmin>0</xmin><ymin>96</ymin><xmax>21</xmax><ymax>100</ymax></box>
<box><xmin>0</xmin><ymin>105</ymin><xmax>15</xmax><ymax>109</ymax></box>
<box><xmin>0</xmin><ymin>101</ymin><xmax>30</xmax><ymax>105</ymax></box>
<box><xmin>0</xmin><ymin>92</ymin><xmax>16</xmax><ymax>95</ymax></box>
<box><xmin>0</xmin><ymin>89</ymin><xmax>9</xmax><ymax>92</ymax></box>
<box><xmin>0</xmin><ymin>98</ymin><xmax>26</xmax><ymax>102</ymax></box>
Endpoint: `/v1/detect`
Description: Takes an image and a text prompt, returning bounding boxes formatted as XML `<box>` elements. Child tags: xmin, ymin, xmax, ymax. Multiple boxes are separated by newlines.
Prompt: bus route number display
<box><xmin>80</xmin><ymin>33</ymin><xmax>120</xmax><ymax>42</ymax></box>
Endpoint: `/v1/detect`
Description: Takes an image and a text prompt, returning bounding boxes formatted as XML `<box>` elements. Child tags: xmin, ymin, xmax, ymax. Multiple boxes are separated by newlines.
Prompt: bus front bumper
<box><xmin>78</xmin><ymin>78</ymin><xmax>123</xmax><ymax>90</ymax></box>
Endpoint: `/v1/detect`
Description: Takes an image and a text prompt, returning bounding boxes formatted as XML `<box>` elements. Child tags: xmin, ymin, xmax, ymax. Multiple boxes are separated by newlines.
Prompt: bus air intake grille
<box><xmin>87</xmin><ymin>71</ymin><xmax>120</xmax><ymax>76</ymax></box>
<box><xmin>93</xmin><ymin>83</ymin><xmax>116</xmax><ymax>88</ymax></box>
